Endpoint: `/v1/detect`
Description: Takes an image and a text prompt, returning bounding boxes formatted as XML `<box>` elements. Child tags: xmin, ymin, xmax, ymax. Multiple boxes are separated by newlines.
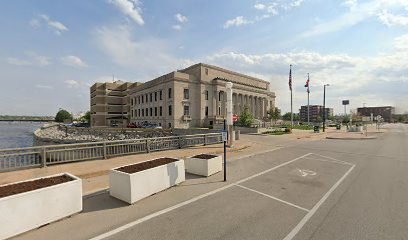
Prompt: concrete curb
<box><xmin>326</xmin><ymin>136</ymin><xmax>377</xmax><ymax>140</ymax></box>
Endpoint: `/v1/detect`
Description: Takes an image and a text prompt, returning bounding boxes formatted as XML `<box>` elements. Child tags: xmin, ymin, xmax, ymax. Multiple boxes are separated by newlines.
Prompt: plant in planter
<box><xmin>0</xmin><ymin>173</ymin><xmax>82</xmax><ymax>240</ymax></box>
<box><xmin>109</xmin><ymin>157</ymin><xmax>185</xmax><ymax>204</ymax></box>
<box><xmin>185</xmin><ymin>154</ymin><xmax>222</xmax><ymax>177</ymax></box>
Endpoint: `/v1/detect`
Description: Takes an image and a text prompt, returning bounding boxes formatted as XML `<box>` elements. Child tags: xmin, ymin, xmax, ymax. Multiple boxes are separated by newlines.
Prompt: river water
<box><xmin>0</xmin><ymin>122</ymin><xmax>44</xmax><ymax>149</ymax></box>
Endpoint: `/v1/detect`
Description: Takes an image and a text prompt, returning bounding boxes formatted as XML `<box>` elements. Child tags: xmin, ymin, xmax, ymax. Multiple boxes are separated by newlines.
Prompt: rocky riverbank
<box><xmin>33</xmin><ymin>124</ymin><xmax>173</xmax><ymax>146</ymax></box>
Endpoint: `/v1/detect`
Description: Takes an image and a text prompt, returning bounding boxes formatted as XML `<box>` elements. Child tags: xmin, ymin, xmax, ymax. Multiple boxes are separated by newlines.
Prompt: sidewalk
<box><xmin>325</xmin><ymin>125</ymin><xmax>386</xmax><ymax>140</ymax></box>
<box><xmin>0</xmin><ymin>128</ymin><xmax>368</xmax><ymax>195</ymax></box>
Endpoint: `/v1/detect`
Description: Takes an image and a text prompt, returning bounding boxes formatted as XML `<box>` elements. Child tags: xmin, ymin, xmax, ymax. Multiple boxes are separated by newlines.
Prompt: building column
<box><xmin>214</xmin><ymin>90</ymin><xmax>218</xmax><ymax>116</ymax></box>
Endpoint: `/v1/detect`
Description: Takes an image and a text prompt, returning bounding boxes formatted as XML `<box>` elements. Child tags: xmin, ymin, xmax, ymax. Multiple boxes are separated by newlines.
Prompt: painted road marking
<box><xmin>230</xmin><ymin>146</ymin><xmax>283</xmax><ymax>161</ymax></box>
<box><xmin>235</xmin><ymin>184</ymin><xmax>310</xmax><ymax>213</ymax></box>
<box><xmin>297</xmin><ymin>169</ymin><xmax>317</xmax><ymax>177</ymax></box>
<box><xmin>282</xmin><ymin>163</ymin><xmax>356</xmax><ymax>240</ymax></box>
<box><xmin>89</xmin><ymin>153</ymin><xmax>313</xmax><ymax>240</ymax></box>
<box><xmin>312</xmin><ymin>153</ymin><xmax>354</xmax><ymax>166</ymax></box>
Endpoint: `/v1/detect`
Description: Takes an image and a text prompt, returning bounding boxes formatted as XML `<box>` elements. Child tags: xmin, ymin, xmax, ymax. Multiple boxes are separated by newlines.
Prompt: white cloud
<box><xmin>7</xmin><ymin>52</ymin><xmax>50</xmax><ymax>67</ymax></box>
<box><xmin>223</xmin><ymin>16</ymin><xmax>252</xmax><ymax>29</ymax></box>
<box><xmin>301</xmin><ymin>0</ymin><xmax>408</xmax><ymax>38</ymax></box>
<box><xmin>29</xmin><ymin>19</ymin><xmax>41</xmax><ymax>28</ymax></box>
<box><xmin>61</xmin><ymin>55</ymin><xmax>88</xmax><ymax>68</ymax></box>
<box><xmin>39</xmin><ymin>14</ymin><xmax>68</xmax><ymax>35</ymax></box>
<box><xmin>283</xmin><ymin>0</ymin><xmax>304</xmax><ymax>10</ymax></box>
<box><xmin>65</xmin><ymin>79</ymin><xmax>79</xmax><ymax>88</ymax></box>
<box><xmin>172</xmin><ymin>25</ymin><xmax>182</xmax><ymax>31</ymax></box>
<box><xmin>254</xmin><ymin>3</ymin><xmax>266</xmax><ymax>10</ymax></box>
<box><xmin>108</xmin><ymin>0</ymin><xmax>144</xmax><ymax>26</ymax></box>
<box><xmin>35</xmin><ymin>85</ymin><xmax>53</xmax><ymax>89</ymax></box>
<box><xmin>7</xmin><ymin>58</ymin><xmax>31</xmax><ymax>66</ymax></box>
<box><xmin>94</xmin><ymin>25</ymin><xmax>192</xmax><ymax>78</ymax></box>
<box><xmin>377</xmin><ymin>10</ymin><xmax>408</xmax><ymax>26</ymax></box>
<box><xmin>394</xmin><ymin>34</ymin><xmax>408</xmax><ymax>49</ymax></box>
<box><xmin>343</xmin><ymin>0</ymin><xmax>357</xmax><ymax>9</ymax></box>
<box><xmin>175</xmin><ymin>13</ymin><xmax>188</xmax><ymax>23</ymax></box>
<box><xmin>204</xmin><ymin>35</ymin><xmax>408</xmax><ymax>113</ymax></box>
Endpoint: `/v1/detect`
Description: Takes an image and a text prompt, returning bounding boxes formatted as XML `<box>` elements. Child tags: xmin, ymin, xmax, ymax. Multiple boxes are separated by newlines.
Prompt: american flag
<box><xmin>289</xmin><ymin>65</ymin><xmax>292</xmax><ymax>91</ymax></box>
<box><xmin>305</xmin><ymin>74</ymin><xmax>310</xmax><ymax>93</ymax></box>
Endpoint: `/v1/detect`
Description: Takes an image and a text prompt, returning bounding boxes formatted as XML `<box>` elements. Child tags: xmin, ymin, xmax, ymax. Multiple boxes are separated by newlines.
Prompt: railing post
<box><xmin>103</xmin><ymin>142</ymin><xmax>107</xmax><ymax>159</ymax></box>
<box><xmin>203</xmin><ymin>135</ymin><xmax>207</xmax><ymax>146</ymax></box>
<box><xmin>178</xmin><ymin>136</ymin><xmax>182</xmax><ymax>149</ymax></box>
<box><xmin>146</xmin><ymin>139</ymin><xmax>150</xmax><ymax>153</ymax></box>
<box><xmin>41</xmin><ymin>147</ymin><xmax>47</xmax><ymax>168</ymax></box>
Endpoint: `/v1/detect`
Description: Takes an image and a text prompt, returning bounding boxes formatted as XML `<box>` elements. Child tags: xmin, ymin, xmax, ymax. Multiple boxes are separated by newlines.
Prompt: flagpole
<box><xmin>290</xmin><ymin>65</ymin><xmax>293</xmax><ymax>127</ymax></box>
<box><xmin>307</xmin><ymin>73</ymin><xmax>310</xmax><ymax>126</ymax></box>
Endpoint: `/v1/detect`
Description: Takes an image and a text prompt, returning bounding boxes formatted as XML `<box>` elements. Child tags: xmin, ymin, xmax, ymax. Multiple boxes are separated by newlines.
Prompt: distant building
<box><xmin>357</xmin><ymin>106</ymin><xmax>395</xmax><ymax>122</ymax></box>
<box><xmin>90</xmin><ymin>63</ymin><xmax>276</xmax><ymax>128</ymax></box>
<box><xmin>299</xmin><ymin>105</ymin><xmax>333</xmax><ymax>123</ymax></box>
<box><xmin>90</xmin><ymin>80</ymin><xmax>142</xmax><ymax>127</ymax></box>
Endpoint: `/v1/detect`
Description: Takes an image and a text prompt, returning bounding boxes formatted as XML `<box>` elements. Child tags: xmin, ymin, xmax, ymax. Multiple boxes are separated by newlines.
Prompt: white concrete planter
<box><xmin>0</xmin><ymin>173</ymin><xmax>82</xmax><ymax>240</ymax></box>
<box><xmin>109</xmin><ymin>158</ymin><xmax>185</xmax><ymax>204</ymax></box>
<box><xmin>185</xmin><ymin>154</ymin><xmax>222</xmax><ymax>177</ymax></box>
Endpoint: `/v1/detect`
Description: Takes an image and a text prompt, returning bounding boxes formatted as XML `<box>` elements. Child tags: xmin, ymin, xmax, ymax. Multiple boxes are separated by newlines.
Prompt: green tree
<box><xmin>282</xmin><ymin>112</ymin><xmax>291</xmax><ymax>121</ymax></box>
<box><xmin>55</xmin><ymin>109</ymin><xmax>72</xmax><ymax>123</ymax></box>
<box><xmin>342</xmin><ymin>115</ymin><xmax>350</xmax><ymax>124</ymax></box>
<box><xmin>238</xmin><ymin>105</ymin><xmax>254</xmax><ymax>127</ymax></box>
<box><xmin>79</xmin><ymin>111</ymin><xmax>91</xmax><ymax>123</ymax></box>
<box><xmin>268</xmin><ymin>107</ymin><xmax>281</xmax><ymax>124</ymax></box>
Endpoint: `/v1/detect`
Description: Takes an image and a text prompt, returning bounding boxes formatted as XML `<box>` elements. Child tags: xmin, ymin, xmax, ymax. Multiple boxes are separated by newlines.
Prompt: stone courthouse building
<box><xmin>91</xmin><ymin>63</ymin><xmax>276</xmax><ymax>128</ymax></box>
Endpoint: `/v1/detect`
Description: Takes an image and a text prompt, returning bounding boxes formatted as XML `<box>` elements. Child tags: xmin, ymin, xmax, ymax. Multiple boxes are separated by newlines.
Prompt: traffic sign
<box><xmin>232</xmin><ymin>114</ymin><xmax>238</xmax><ymax>122</ymax></box>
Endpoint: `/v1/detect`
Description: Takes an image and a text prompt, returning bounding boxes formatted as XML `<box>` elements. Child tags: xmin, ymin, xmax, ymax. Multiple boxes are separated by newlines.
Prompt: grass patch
<box><xmin>263</xmin><ymin>131</ymin><xmax>289</xmax><ymax>135</ymax></box>
<box><xmin>278</xmin><ymin>125</ymin><xmax>314</xmax><ymax>130</ymax></box>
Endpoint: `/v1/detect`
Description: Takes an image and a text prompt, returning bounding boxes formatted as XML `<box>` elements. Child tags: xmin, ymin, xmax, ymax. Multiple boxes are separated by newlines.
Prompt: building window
<box><xmin>150</xmin><ymin>108</ymin><xmax>153</xmax><ymax>116</ymax></box>
<box><xmin>168</xmin><ymin>88</ymin><xmax>172</xmax><ymax>99</ymax></box>
<box><xmin>160</xmin><ymin>106</ymin><xmax>162</xmax><ymax>116</ymax></box>
<box><xmin>184</xmin><ymin>105</ymin><xmax>189</xmax><ymax>116</ymax></box>
<box><xmin>145</xmin><ymin>108</ymin><xmax>148</xmax><ymax>116</ymax></box>
<box><xmin>150</xmin><ymin>93</ymin><xmax>153</xmax><ymax>102</ymax></box>
<box><xmin>205</xmin><ymin>90</ymin><xmax>209</xmax><ymax>100</ymax></box>
<box><xmin>168</xmin><ymin>122</ymin><xmax>172</xmax><ymax>128</ymax></box>
<box><xmin>205</xmin><ymin>106</ymin><xmax>208</xmax><ymax>116</ymax></box>
<box><xmin>205</xmin><ymin>68</ymin><xmax>208</xmax><ymax>75</ymax></box>
<box><xmin>184</xmin><ymin>89</ymin><xmax>189</xmax><ymax>99</ymax></box>
<box><xmin>155</xmin><ymin>107</ymin><xmax>157</xmax><ymax>116</ymax></box>
<box><xmin>218</xmin><ymin>106</ymin><xmax>221</xmax><ymax>115</ymax></box>
<box><xmin>142</xmin><ymin>109</ymin><xmax>144</xmax><ymax>117</ymax></box>
<box><xmin>219</xmin><ymin>91</ymin><xmax>223</xmax><ymax>101</ymax></box>
<box><xmin>131</xmin><ymin>98</ymin><xmax>134</xmax><ymax>106</ymax></box>
<box><xmin>169</xmin><ymin>105</ymin><xmax>172</xmax><ymax>116</ymax></box>
<box><xmin>160</xmin><ymin>90</ymin><xmax>162</xmax><ymax>100</ymax></box>
<box><xmin>142</xmin><ymin>95</ymin><xmax>144</xmax><ymax>103</ymax></box>
<box><xmin>138</xmin><ymin>109</ymin><xmax>140</xmax><ymax>117</ymax></box>
<box><xmin>154</xmin><ymin>92</ymin><xmax>157</xmax><ymax>101</ymax></box>
<box><xmin>146</xmin><ymin>94</ymin><xmax>148</xmax><ymax>103</ymax></box>
<box><xmin>138</xmin><ymin>96</ymin><xmax>140</xmax><ymax>104</ymax></box>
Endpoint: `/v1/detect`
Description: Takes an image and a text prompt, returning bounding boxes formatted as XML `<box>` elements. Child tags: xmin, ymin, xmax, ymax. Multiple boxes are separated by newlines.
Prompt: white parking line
<box><xmin>282</xmin><ymin>163</ymin><xmax>356</xmax><ymax>240</ymax></box>
<box><xmin>89</xmin><ymin>152</ymin><xmax>312</xmax><ymax>240</ymax></box>
<box><xmin>312</xmin><ymin>153</ymin><xmax>354</xmax><ymax>166</ymax></box>
<box><xmin>231</xmin><ymin>146</ymin><xmax>283</xmax><ymax>161</ymax></box>
<box><xmin>235</xmin><ymin>184</ymin><xmax>310</xmax><ymax>213</ymax></box>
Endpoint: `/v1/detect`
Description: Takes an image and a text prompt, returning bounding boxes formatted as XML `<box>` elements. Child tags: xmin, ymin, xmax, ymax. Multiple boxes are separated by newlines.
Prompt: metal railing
<box><xmin>0</xmin><ymin>133</ymin><xmax>222</xmax><ymax>172</ymax></box>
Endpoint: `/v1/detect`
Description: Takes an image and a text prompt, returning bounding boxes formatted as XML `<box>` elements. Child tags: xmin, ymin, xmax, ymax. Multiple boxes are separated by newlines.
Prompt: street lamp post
<box><xmin>322</xmin><ymin>84</ymin><xmax>330</xmax><ymax>132</ymax></box>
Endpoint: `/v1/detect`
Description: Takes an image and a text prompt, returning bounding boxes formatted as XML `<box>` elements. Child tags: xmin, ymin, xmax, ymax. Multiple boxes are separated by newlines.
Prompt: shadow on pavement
<box><xmin>82</xmin><ymin>190</ymin><xmax>128</xmax><ymax>213</ymax></box>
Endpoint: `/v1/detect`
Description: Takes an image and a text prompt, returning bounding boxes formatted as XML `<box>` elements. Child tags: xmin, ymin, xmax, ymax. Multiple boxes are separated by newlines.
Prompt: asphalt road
<box><xmin>13</xmin><ymin>124</ymin><xmax>408</xmax><ymax>240</ymax></box>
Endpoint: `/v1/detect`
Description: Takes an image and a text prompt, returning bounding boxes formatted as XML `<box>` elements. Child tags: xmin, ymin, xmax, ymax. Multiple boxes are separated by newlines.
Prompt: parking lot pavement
<box><xmin>90</xmin><ymin>153</ymin><xmax>355</xmax><ymax>240</ymax></box>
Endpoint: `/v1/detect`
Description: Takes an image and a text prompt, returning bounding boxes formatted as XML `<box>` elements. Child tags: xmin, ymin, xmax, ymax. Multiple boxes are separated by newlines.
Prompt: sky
<box><xmin>0</xmin><ymin>0</ymin><xmax>407</xmax><ymax>116</ymax></box>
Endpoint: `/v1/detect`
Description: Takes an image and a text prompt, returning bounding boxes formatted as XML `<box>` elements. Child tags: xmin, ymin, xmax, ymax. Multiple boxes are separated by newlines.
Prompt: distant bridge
<box><xmin>0</xmin><ymin>117</ymin><xmax>54</xmax><ymax>122</ymax></box>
